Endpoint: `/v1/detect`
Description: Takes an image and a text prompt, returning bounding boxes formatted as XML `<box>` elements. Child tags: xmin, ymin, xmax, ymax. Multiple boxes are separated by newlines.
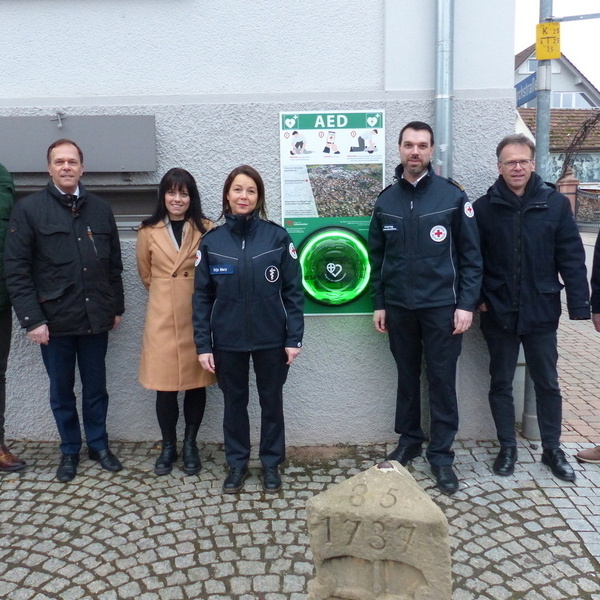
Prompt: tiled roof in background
<box><xmin>518</xmin><ymin>107</ymin><xmax>600</xmax><ymax>151</ymax></box>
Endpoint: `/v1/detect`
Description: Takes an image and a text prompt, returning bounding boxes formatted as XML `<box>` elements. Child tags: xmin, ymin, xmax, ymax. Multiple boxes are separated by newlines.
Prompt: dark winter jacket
<box><xmin>4</xmin><ymin>182</ymin><xmax>124</xmax><ymax>335</ymax></box>
<box><xmin>473</xmin><ymin>172</ymin><xmax>589</xmax><ymax>334</ymax></box>
<box><xmin>368</xmin><ymin>164</ymin><xmax>482</xmax><ymax>311</ymax></box>
<box><xmin>193</xmin><ymin>211</ymin><xmax>304</xmax><ymax>353</ymax></box>
<box><xmin>0</xmin><ymin>164</ymin><xmax>15</xmax><ymax>313</ymax></box>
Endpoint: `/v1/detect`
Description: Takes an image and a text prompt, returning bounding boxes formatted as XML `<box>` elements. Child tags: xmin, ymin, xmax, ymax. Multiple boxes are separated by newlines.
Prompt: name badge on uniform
<box><xmin>383</xmin><ymin>224</ymin><xmax>397</xmax><ymax>231</ymax></box>
<box><xmin>211</xmin><ymin>265</ymin><xmax>234</xmax><ymax>275</ymax></box>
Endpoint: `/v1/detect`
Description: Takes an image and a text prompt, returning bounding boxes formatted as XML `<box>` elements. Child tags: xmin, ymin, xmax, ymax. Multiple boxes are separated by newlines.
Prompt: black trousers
<box><xmin>480</xmin><ymin>313</ymin><xmax>562</xmax><ymax>449</ymax></box>
<box><xmin>0</xmin><ymin>308</ymin><xmax>11</xmax><ymax>443</ymax></box>
<box><xmin>386</xmin><ymin>304</ymin><xmax>462</xmax><ymax>466</ymax></box>
<box><xmin>214</xmin><ymin>347</ymin><xmax>289</xmax><ymax>468</ymax></box>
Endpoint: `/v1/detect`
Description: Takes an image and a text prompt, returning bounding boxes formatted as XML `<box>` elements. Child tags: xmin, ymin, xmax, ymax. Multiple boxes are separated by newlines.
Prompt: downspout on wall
<box><xmin>434</xmin><ymin>0</ymin><xmax>454</xmax><ymax>178</ymax></box>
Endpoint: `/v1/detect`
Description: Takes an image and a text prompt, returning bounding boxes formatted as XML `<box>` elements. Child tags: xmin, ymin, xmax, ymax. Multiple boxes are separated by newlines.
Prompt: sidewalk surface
<box><xmin>2</xmin><ymin>262</ymin><xmax>600</xmax><ymax>599</ymax></box>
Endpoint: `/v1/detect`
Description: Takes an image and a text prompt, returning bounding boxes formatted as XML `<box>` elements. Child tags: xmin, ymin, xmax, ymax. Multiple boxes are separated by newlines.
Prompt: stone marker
<box><xmin>306</xmin><ymin>460</ymin><xmax>451</xmax><ymax>600</ymax></box>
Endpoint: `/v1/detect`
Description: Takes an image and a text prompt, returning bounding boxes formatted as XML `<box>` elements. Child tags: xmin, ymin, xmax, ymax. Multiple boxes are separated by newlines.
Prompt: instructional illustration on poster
<box><xmin>280</xmin><ymin>111</ymin><xmax>385</xmax><ymax>219</ymax></box>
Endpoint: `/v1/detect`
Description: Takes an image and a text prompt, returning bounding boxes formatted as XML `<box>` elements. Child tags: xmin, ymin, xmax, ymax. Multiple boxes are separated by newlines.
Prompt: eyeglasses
<box><xmin>500</xmin><ymin>159</ymin><xmax>534</xmax><ymax>170</ymax></box>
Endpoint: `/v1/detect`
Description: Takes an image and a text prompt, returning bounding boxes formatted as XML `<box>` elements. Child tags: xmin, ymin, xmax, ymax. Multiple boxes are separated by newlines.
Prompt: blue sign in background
<box><xmin>516</xmin><ymin>72</ymin><xmax>537</xmax><ymax>107</ymax></box>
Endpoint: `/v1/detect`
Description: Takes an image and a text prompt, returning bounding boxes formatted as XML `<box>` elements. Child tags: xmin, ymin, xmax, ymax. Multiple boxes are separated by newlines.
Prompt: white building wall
<box><xmin>1</xmin><ymin>0</ymin><xmax>516</xmax><ymax>446</ymax></box>
<box><xmin>1</xmin><ymin>0</ymin><xmax>384</xmax><ymax>99</ymax></box>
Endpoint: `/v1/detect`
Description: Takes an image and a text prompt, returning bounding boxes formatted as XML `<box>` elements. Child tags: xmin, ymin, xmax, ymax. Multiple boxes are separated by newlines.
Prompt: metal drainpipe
<box><xmin>434</xmin><ymin>0</ymin><xmax>454</xmax><ymax>178</ymax></box>
<box><xmin>521</xmin><ymin>0</ymin><xmax>554</xmax><ymax>443</ymax></box>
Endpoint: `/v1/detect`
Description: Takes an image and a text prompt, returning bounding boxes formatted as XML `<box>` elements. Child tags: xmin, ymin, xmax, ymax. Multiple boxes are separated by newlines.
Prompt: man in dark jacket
<box><xmin>5</xmin><ymin>139</ymin><xmax>125</xmax><ymax>482</ymax></box>
<box><xmin>474</xmin><ymin>133</ymin><xmax>590</xmax><ymax>482</ymax></box>
<box><xmin>368</xmin><ymin>121</ymin><xmax>482</xmax><ymax>495</ymax></box>
<box><xmin>0</xmin><ymin>162</ymin><xmax>26</xmax><ymax>472</ymax></box>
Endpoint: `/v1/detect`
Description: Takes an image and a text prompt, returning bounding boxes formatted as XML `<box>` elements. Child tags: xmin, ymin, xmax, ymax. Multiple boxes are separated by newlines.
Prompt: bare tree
<box><xmin>558</xmin><ymin>110</ymin><xmax>600</xmax><ymax>182</ymax></box>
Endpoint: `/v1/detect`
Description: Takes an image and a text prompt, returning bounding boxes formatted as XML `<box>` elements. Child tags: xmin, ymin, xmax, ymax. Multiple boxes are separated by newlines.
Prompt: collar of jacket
<box><xmin>162</xmin><ymin>215</ymin><xmax>189</xmax><ymax>248</ymax></box>
<box><xmin>489</xmin><ymin>172</ymin><xmax>553</xmax><ymax>210</ymax></box>
<box><xmin>46</xmin><ymin>181</ymin><xmax>88</xmax><ymax>211</ymax></box>
<box><xmin>225</xmin><ymin>210</ymin><xmax>260</xmax><ymax>236</ymax></box>
<box><xmin>394</xmin><ymin>163</ymin><xmax>434</xmax><ymax>191</ymax></box>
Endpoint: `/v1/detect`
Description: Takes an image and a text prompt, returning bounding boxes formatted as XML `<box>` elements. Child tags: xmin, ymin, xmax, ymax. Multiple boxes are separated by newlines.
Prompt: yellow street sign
<box><xmin>536</xmin><ymin>22</ymin><xmax>561</xmax><ymax>59</ymax></box>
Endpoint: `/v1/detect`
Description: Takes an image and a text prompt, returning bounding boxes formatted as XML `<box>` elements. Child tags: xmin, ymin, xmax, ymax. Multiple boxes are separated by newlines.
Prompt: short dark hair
<box><xmin>398</xmin><ymin>121</ymin><xmax>434</xmax><ymax>146</ymax></box>
<box><xmin>141</xmin><ymin>167</ymin><xmax>209</xmax><ymax>233</ymax></box>
<box><xmin>496</xmin><ymin>134</ymin><xmax>536</xmax><ymax>160</ymax></box>
<box><xmin>47</xmin><ymin>138</ymin><xmax>84</xmax><ymax>164</ymax></box>
<box><xmin>221</xmin><ymin>165</ymin><xmax>267</xmax><ymax>219</ymax></box>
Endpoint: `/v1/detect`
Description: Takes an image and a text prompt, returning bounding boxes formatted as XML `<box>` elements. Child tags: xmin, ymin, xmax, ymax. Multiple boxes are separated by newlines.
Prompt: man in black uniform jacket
<box><xmin>368</xmin><ymin>121</ymin><xmax>482</xmax><ymax>495</ymax></box>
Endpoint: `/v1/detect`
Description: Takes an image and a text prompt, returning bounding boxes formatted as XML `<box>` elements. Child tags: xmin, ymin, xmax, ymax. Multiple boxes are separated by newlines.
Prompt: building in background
<box><xmin>514</xmin><ymin>43</ymin><xmax>600</xmax><ymax>225</ymax></box>
<box><xmin>515</xmin><ymin>44</ymin><xmax>600</xmax><ymax>110</ymax></box>
<box><xmin>0</xmin><ymin>0</ymin><xmax>516</xmax><ymax>445</ymax></box>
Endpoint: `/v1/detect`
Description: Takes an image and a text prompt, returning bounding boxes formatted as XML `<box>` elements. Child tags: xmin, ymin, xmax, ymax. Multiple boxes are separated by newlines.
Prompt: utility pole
<box><xmin>535</xmin><ymin>0</ymin><xmax>553</xmax><ymax>183</ymax></box>
<box><xmin>434</xmin><ymin>0</ymin><xmax>454</xmax><ymax>179</ymax></box>
<box><xmin>521</xmin><ymin>0</ymin><xmax>555</xmax><ymax>442</ymax></box>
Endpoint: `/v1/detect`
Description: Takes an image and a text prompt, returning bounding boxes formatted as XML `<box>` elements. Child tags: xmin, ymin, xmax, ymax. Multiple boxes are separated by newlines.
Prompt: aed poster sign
<box><xmin>280</xmin><ymin>110</ymin><xmax>385</xmax><ymax>315</ymax></box>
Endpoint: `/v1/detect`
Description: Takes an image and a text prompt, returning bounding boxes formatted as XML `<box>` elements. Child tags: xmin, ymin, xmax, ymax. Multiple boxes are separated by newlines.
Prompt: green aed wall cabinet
<box><xmin>285</xmin><ymin>216</ymin><xmax>373</xmax><ymax>315</ymax></box>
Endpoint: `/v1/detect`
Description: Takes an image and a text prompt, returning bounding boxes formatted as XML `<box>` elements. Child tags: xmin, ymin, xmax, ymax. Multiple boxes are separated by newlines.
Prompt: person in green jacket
<box><xmin>0</xmin><ymin>163</ymin><xmax>25</xmax><ymax>471</ymax></box>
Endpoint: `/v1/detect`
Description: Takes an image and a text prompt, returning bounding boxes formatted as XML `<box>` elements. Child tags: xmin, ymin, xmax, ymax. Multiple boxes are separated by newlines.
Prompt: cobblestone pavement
<box><xmin>1</xmin><ymin>440</ymin><xmax>599</xmax><ymax>600</ymax></box>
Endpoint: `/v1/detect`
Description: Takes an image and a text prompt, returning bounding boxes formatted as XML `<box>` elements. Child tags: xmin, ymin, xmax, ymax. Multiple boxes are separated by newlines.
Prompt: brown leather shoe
<box><xmin>0</xmin><ymin>443</ymin><xmax>26</xmax><ymax>472</ymax></box>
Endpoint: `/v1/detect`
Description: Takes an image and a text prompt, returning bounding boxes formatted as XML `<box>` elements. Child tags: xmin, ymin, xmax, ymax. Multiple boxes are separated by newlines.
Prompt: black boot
<box><xmin>154</xmin><ymin>441</ymin><xmax>178</xmax><ymax>476</ymax></box>
<box><xmin>182</xmin><ymin>423</ymin><xmax>201</xmax><ymax>475</ymax></box>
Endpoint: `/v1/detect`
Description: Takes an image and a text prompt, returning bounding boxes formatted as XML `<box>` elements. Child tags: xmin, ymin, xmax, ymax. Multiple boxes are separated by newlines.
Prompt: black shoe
<box><xmin>541</xmin><ymin>448</ymin><xmax>576</xmax><ymax>482</ymax></box>
<box><xmin>182</xmin><ymin>440</ymin><xmax>201</xmax><ymax>475</ymax></box>
<box><xmin>386</xmin><ymin>442</ymin><xmax>422</xmax><ymax>466</ymax></box>
<box><xmin>88</xmin><ymin>448</ymin><xmax>123</xmax><ymax>472</ymax></box>
<box><xmin>493</xmin><ymin>446</ymin><xmax>517</xmax><ymax>476</ymax></box>
<box><xmin>222</xmin><ymin>466</ymin><xmax>248</xmax><ymax>494</ymax></box>
<box><xmin>56</xmin><ymin>454</ymin><xmax>79</xmax><ymax>482</ymax></box>
<box><xmin>431</xmin><ymin>464</ymin><xmax>459</xmax><ymax>495</ymax></box>
<box><xmin>263</xmin><ymin>466</ymin><xmax>282</xmax><ymax>493</ymax></box>
<box><xmin>154</xmin><ymin>442</ymin><xmax>178</xmax><ymax>476</ymax></box>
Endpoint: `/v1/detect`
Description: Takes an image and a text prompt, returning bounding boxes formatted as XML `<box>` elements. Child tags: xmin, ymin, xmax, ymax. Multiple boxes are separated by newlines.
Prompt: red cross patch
<box><xmin>430</xmin><ymin>225</ymin><xmax>447</xmax><ymax>242</ymax></box>
<box><xmin>464</xmin><ymin>201</ymin><xmax>474</xmax><ymax>218</ymax></box>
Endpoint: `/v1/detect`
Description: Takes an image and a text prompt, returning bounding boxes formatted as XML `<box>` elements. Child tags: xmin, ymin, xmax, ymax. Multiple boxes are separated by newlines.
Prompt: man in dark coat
<box><xmin>474</xmin><ymin>133</ymin><xmax>590</xmax><ymax>482</ymax></box>
<box><xmin>0</xmin><ymin>162</ymin><xmax>26</xmax><ymax>472</ymax></box>
<box><xmin>368</xmin><ymin>121</ymin><xmax>482</xmax><ymax>495</ymax></box>
<box><xmin>5</xmin><ymin>139</ymin><xmax>124</xmax><ymax>482</ymax></box>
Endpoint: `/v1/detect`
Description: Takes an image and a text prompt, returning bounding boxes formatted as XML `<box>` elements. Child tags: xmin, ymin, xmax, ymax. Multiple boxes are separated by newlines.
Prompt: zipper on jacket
<box><xmin>241</xmin><ymin>230</ymin><xmax>252</xmax><ymax>350</ymax></box>
<box><xmin>514</xmin><ymin>206</ymin><xmax>522</xmax><ymax>311</ymax></box>
<box><xmin>407</xmin><ymin>188</ymin><xmax>416</xmax><ymax>308</ymax></box>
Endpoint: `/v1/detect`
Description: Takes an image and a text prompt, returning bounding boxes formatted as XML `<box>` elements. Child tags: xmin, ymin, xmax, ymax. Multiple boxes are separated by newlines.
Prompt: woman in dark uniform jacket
<box><xmin>193</xmin><ymin>165</ymin><xmax>304</xmax><ymax>494</ymax></box>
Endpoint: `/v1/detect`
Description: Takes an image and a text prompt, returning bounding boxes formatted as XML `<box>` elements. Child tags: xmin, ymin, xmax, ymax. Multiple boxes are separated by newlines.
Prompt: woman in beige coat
<box><xmin>137</xmin><ymin>168</ymin><xmax>215</xmax><ymax>476</ymax></box>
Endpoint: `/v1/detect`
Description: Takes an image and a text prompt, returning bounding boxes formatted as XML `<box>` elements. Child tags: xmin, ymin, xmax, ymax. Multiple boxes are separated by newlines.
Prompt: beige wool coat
<box><xmin>137</xmin><ymin>219</ymin><xmax>216</xmax><ymax>391</ymax></box>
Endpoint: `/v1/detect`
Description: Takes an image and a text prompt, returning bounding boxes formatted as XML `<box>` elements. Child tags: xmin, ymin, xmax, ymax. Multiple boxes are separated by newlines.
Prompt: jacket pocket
<box><xmin>39</xmin><ymin>223</ymin><xmax>72</xmax><ymax>265</ymax></box>
<box><xmin>417</xmin><ymin>209</ymin><xmax>454</xmax><ymax>257</ymax></box>
<box><xmin>379</xmin><ymin>212</ymin><xmax>404</xmax><ymax>252</ymax></box>
<box><xmin>207</xmin><ymin>252</ymin><xmax>240</xmax><ymax>297</ymax></box>
<box><xmin>38</xmin><ymin>284</ymin><xmax>76</xmax><ymax>327</ymax></box>
<box><xmin>87</xmin><ymin>223</ymin><xmax>113</xmax><ymax>259</ymax></box>
<box><xmin>535</xmin><ymin>280</ymin><xmax>564</xmax><ymax>294</ymax></box>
